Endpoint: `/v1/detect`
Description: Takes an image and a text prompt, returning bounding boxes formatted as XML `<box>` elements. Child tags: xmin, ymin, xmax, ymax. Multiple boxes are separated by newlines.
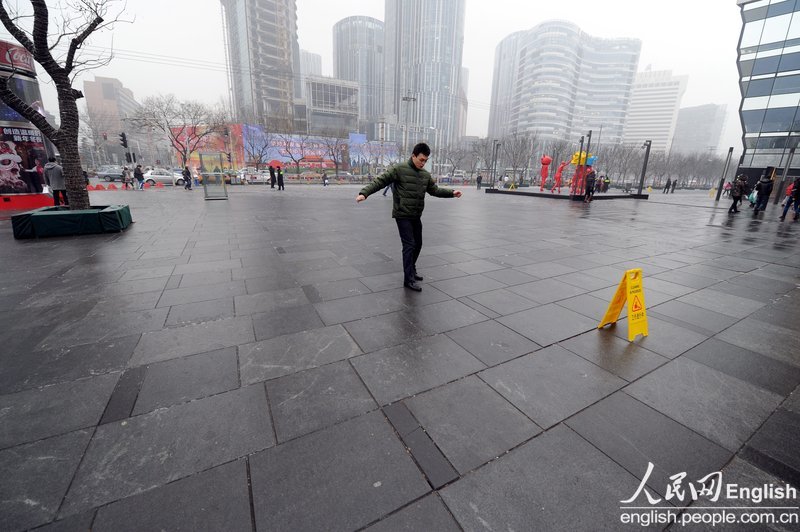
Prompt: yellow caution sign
<box><xmin>598</xmin><ymin>268</ymin><xmax>649</xmax><ymax>342</ymax></box>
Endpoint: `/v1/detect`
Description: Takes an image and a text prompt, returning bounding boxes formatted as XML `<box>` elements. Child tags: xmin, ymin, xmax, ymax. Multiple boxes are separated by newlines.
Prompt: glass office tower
<box><xmin>488</xmin><ymin>21</ymin><xmax>640</xmax><ymax>144</ymax></box>
<box><xmin>737</xmin><ymin>0</ymin><xmax>800</xmax><ymax>178</ymax></box>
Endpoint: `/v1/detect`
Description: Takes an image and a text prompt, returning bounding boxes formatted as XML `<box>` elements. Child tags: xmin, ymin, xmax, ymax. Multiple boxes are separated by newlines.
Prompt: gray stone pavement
<box><xmin>1</xmin><ymin>184</ymin><xmax>799</xmax><ymax>531</ymax></box>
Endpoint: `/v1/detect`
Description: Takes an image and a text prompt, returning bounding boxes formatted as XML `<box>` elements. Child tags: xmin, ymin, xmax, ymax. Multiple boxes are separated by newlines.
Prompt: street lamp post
<box><xmin>715</xmin><ymin>147</ymin><xmax>735</xmax><ymax>202</ymax></box>
<box><xmin>638</xmin><ymin>140</ymin><xmax>652</xmax><ymax>196</ymax></box>
<box><xmin>491</xmin><ymin>140</ymin><xmax>501</xmax><ymax>189</ymax></box>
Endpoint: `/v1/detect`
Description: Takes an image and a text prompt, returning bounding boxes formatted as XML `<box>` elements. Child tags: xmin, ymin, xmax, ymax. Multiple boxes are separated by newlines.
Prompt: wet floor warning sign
<box><xmin>598</xmin><ymin>268</ymin><xmax>649</xmax><ymax>342</ymax></box>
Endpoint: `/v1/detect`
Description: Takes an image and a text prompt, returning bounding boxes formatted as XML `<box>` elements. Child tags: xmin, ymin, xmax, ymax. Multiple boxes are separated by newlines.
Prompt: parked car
<box><xmin>96</xmin><ymin>165</ymin><xmax>123</xmax><ymax>182</ymax></box>
<box><xmin>143</xmin><ymin>168</ymin><xmax>185</xmax><ymax>186</ymax></box>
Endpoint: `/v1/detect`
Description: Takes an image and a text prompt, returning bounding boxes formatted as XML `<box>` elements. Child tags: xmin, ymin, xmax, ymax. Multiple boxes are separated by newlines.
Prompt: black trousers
<box><xmin>53</xmin><ymin>189</ymin><xmax>68</xmax><ymax>206</ymax></box>
<box><xmin>396</xmin><ymin>217</ymin><xmax>422</xmax><ymax>284</ymax></box>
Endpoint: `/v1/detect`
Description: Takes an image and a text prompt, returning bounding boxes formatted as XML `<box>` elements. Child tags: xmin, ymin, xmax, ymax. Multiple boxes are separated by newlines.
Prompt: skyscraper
<box><xmin>333</xmin><ymin>16</ymin><xmax>384</xmax><ymax>136</ymax></box>
<box><xmin>299</xmin><ymin>50</ymin><xmax>322</xmax><ymax>99</ymax></box>
<box><xmin>737</xmin><ymin>0</ymin><xmax>800</xmax><ymax>178</ymax></box>
<box><xmin>671</xmin><ymin>104</ymin><xmax>727</xmax><ymax>155</ymax></box>
<box><xmin>622</xmin><ymin>70</ymin><xmax>688</xmax><ymax>153</ymax></box>
<box><xmin>488</xmin><ymin>21</ymin><xmax>640</xmax><ymax>145</ymax></box>
<box><xmin>220</xmin><ymin>0</ymin><xmax>301</xmax><ymax>128</ymax></box>
<box><xmin>384</xmin><ymin>0</ymin><xmax>466</xmax><ymax>147</ymax></box>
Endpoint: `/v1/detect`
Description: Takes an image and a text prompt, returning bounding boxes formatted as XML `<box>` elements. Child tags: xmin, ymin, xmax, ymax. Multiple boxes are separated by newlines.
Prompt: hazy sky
<box><xmin>2</xmin><ymin>0</ymin><xmax>744</xmax><ymax>155</ymax></box>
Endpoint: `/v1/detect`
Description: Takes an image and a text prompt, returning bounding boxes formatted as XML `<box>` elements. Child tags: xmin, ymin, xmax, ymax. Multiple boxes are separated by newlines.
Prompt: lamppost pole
<box><xmin>715</xmin><ymin>147</ymin><xmax>735</xmax><ymax>202</ymax></box>
<box><xmin>638</xmin><ymin>140</ymin><xmax>652</xmax><ymax>196</ymax></box>
<box><xmin>774</xmin><ymin>146</ymin><xmax>795</xmax><ymax>204</ymax></box>
<box><xmin>491</xmin><ymin>140</ymin><xmax>501</xmax><ymax>189</ymax></box>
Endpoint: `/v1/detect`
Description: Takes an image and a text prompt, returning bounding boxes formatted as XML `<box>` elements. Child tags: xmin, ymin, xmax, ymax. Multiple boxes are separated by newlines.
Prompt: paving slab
<box><xmin>445</xmin><ymin>319</ymin><xmax>540</xmax><ymax>366</ymax></box>
<box><xmin>480</xmin><ymin>345</ymin><xmax>626</xmax><ymax>428</ymax></box>
<box><xmin>352</xmin><ymin>334</ymin><xmax>486</xmax><ymax>405</ymax></box>
<box><xmin>406</xmin><ymin>376</ymin><xmax>541</xmax><ymax>474</ymax></box>
<box><xmin>364</xmin><ymin>493</ymin><xmax>461</xmax><ymax>531</ymax></box>
<box><xmin>559</xmin><ymin>330</ymin><xmax>669</xmax><ymax>382</ymax></box>
<box><xmin>266</xmin><ymin>360</ymin><xmax>377</xmax><ymax>442</ymax></box>
<box><xmin>0</xmin><ymin>335</ymin><xmax>138</xmax><ymax>395</ymax></box>
<box><xmin>0</xmin><ymin>430</ymin><xmax>92</xmax><ymax>531</ymax></box>
<box><xmin>498</xmin><ymin>303</ymin><xmax>599</xmax><ymax>347</ymax></box>
<box><xmin>684</xmin><ymin>338</ymin><xmax>800</xmax><ymax>396</ymax></box>
<box><xmin>92</xmin><ymin>459</ymin><xmax>252</xmax><ymax>532</ymax></box>
<box><xmin>716</xmin><ymin>318</ymin><xmax>800</xmax><ymax>368</ymax></box>
<box><xmin>626</xmin><ymin>357</ymin><xmax>784</xmax><ymax>451</ymax></box>
<box><xmin>239</xmin><ymin>324</ymin><xmax>362</xmax><ymax>384</ymax></box>
<box><xmin>129</xmin><ymin>315</ymin><xmax>255</xmax><ymax>367</ymax></box>
<box><xmin>566</xmin><ymin>392</ymin><xmax>732</xmax><ymax>500</ymax></box>
<box><xmin>132</xmin><ymin>347</ymin><xmax>239</xmax><ymax>415</ymax></box>
<box><xmin>0</xmin><ymin>373</ymin><xmax>119</xmax><ymax>449</ymax></box>
<box><xmin>249</xmin><ymin>411</ymin><xmax>429</xmax><ymax>531</ymax></box>
<box><xmin>440</xmin><ymin>424</ymin><xmax>648</xmax><ymax>531</ymax></box>
<box><xmin>61</xmin><ymin>385</ymin><xmax>273</xmax><ymax>516</ymax></box>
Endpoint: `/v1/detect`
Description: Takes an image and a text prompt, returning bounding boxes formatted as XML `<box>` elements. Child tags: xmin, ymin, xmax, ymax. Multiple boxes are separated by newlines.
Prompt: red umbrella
<box><xmin>268</xmin><ymin>159</ymin><xmax>283</xmax><ymax>168</ymax></box>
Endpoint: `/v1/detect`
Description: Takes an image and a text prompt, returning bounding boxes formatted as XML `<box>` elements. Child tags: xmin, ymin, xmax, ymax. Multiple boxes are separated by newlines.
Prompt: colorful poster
<box><xmin>0</xmin><ymin>126</ymin><xmax>47</xmax><ymax>193</ymax></box>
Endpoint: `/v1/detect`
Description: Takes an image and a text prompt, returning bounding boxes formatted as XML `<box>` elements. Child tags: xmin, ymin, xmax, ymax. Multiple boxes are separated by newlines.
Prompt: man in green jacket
<box><xmin>356</xmin><ymin>143</ymin><xmax>462</xmax><ymax>292</ymax></box>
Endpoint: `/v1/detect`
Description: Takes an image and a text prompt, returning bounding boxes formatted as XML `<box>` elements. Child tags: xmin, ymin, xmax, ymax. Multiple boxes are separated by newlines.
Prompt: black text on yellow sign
<box><xmin>597</xmin><ymin>268</ymin><xmax>649</xmax><ymax>342</ymax></box>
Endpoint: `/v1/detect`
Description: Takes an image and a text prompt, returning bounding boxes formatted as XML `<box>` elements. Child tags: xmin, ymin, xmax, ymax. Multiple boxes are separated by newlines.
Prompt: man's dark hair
<box><xmin>48</xmin><ymin>157</ymin><xmax>56</xmax><ymax>162</ymax></box>
<box><xmin>412</xmin><ymin>143</ymin><xmax>431</xmax><ymax>157</ymax></box>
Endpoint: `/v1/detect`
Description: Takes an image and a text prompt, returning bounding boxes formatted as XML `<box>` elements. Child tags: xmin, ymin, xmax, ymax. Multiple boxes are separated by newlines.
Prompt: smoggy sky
<box><xmin>1</xmin><ymin>0</ymin><xmax>744</xmax><ymax>155</ymax></box>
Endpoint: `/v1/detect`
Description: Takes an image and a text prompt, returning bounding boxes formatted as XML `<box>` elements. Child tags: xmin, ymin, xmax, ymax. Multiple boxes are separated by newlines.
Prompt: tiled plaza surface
<box><xmin>1</xmin><ymin>184</ymin><xmax>798</xmax><ymax>531</ymax></box>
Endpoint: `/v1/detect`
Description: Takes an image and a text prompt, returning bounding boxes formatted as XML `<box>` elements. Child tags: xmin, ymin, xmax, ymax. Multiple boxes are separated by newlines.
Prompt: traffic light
<box><xmin>226</xmin><ymin>152</ymin><xmax>232</xmax><ymax>163</ymax></box>
<box><xmin>102</xmin><ymin>132</ymin><xmax>107</xmax><ymax>141</ymax></box>
<box><xmin>119</xmin><ymin>132</ymin><xmax>128</xmax><ymax>148</ymax></box>
<box><xmin>125</xmin><ymin>152</ymin><xmax>132</xmax><ymax>163</ymax></box>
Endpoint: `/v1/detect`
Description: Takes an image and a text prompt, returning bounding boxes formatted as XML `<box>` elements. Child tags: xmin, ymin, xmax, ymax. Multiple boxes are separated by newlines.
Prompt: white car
<box><xmin>143</xmin><ymin>168</ymin><xmax>185</xmax><ymax>186</ymax></box>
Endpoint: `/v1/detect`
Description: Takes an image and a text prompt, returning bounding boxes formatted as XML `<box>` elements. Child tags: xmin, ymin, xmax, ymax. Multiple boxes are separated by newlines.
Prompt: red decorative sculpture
<box><xmin>551</xmin><ymin>161</ymin><xmax>568</xmax><ymax>194</ymax></box>
<box><xmin>539</xmin><ymin>155</ymin><xmax>552</xmax><ymax>191</ymax></box>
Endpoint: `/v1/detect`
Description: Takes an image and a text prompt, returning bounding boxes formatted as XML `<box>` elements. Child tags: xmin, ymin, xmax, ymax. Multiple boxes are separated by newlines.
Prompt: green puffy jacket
<box><xmin>359</xmin><ymin>159</ymin><xmax>455</xmax><ymax>218</ymax></box>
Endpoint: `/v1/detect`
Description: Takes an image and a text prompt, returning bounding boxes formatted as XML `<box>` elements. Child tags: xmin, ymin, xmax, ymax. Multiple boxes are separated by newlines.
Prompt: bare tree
<box><xmin>276</xmin><ymin>133</ymin><xmax>309</xmax><ymax>175</ymax></box>
<box><xmin>320</xmin><ymin>132</ymin><xmax>350</xmax><ymax>177</ymax></box>
<box><xmin>129</xmin><ymin>94</ymin><xmax>225</xmax><ymax>167</ymax></box>
<box><xmin>501</xmin><ymin>132</ymin><xmax>535</xmax><ymax>186</ymax></box>
<box><xmin>242</xmin><ymin>123</ymin><xmax>273</xmax><ymax>171</ymax></box>
<box><xmin>472</xmin><ymin>138</ymin><xmax>496</xmax><ymax>175</ymax></box>
<box><xmin>0</xmin><ymin>0</ymin><xmax>126</xmax><ymax>209</ymax></box>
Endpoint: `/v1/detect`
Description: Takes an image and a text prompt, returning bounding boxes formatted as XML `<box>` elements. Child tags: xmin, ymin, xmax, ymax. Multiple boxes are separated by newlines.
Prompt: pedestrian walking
<box><xmin>584</xmin><ymin>167</ymin><xmax>597</xmax><ymax>203</ymax></box>
<box><xmin>322</xmin><ymin>171</ymin><xmax>329</xmax><ymax>186</ymax></box>
<box><xmin>753</xmin><ymin>173</ymin><xmax>774</xmax><ymax>215</ymax></box>
<box><xmin>269</xmin><ymin>165</ymin><xmax>276</xmax><ymax>188</ymax></box>
<box><xmin>182</xmin><ymin>166</ymin><xmax>192</xmax><ymax>190</ymax></box>
<box><xmin>723</xmin><ymin>181</ymin><xmax>732</xmax><ymax>197</ymax></box>
<box><xmin>663</xmin><ymin>178</ymin><xmax>671</xmax><ymax>194</ymax></box>
<box><xmin>120</xmin><ymin>166</ymin><xmax>131</xmax><ymax>190</ymax></box>
<box><xmin>729</xmin><ymin>174</ymin><xmax>747</xmax><ymax>213</ymax></box>
<box><xmin>277</xmin><ymin>167</ymin><xmax>285</xmax><ymax>190</ymax></box>
<box><xmin>476</xmin><ymin>174</ymin><xmax>482</xmax><ymax>190</ymax></box>
<box><xmin>779</xmin><ymin>176</ymin><xmax>800</xmax><ymax>221</ymax></box>
<box><xmin>133</xmin><ymin>165</ymin><xmax>144</xmax><ymax>190</ymax></box>
<box><xmin>671</xmin><ymin>179</ymin><xmax>677</xmax><ymax>193</ymax></box>
<box><xmin>43</xmin><ymin>157</ymin><xmax>67</xmax><ymax>206</ymax></box>
<box><xmin>356</xmin><ymin>143</ymin><xmax>462</xmax><ymax>292</ymax></box>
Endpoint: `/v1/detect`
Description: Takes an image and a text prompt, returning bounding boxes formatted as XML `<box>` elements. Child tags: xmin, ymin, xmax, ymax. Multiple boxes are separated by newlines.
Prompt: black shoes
<box><xmin>414</xmin><ymin>274</ymin><xmax>423</xmax><ymax>281</ymax></box>
<box><xmin>404</xmin><ymin>282</ymin><xmax>422</xmax><ymax>292</ymax></box>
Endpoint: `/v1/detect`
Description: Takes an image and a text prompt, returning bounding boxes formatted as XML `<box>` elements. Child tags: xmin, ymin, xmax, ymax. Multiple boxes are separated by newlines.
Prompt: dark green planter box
<box><xmin>12</xmin><ymin>205</ymin><xmax>132</xmax><ymax>239</ymax></box>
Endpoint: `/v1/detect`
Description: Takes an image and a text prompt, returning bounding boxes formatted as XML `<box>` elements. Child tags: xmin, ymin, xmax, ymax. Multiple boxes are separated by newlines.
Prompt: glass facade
<box><xmin>384</xmin><ymin>0</ymin><xmax>466</xmax><ymax>147</ymax></box>
<box><xmin>220</xmin><ymin>0</ymin><xmax>300</xmax><ymax>128</ymax></box>
<box><xmin>305</xmin><ymin>77</ymin><xmax>360</xmax><ymax>135</ymax></box>
<box><xmin>737</xmin><ymin>0</ymin><xmax>800</xmax><ymax>172</ymax></box>
<box><xmin>333</xmin><ymin>16</ymin><xmax>385</xmax><ymax>130</ymax></box>
<box><xmin>488</xmin><ymin>21</ymin><xmax>640</xmax><ymax>144</ymax></box>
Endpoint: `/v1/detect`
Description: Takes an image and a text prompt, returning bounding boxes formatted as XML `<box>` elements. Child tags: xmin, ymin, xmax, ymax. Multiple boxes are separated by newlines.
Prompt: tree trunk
<box><xmin>57</xmin><ymin>86</ymin><xmax>90</xmax><ymax>209</ymax></box>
